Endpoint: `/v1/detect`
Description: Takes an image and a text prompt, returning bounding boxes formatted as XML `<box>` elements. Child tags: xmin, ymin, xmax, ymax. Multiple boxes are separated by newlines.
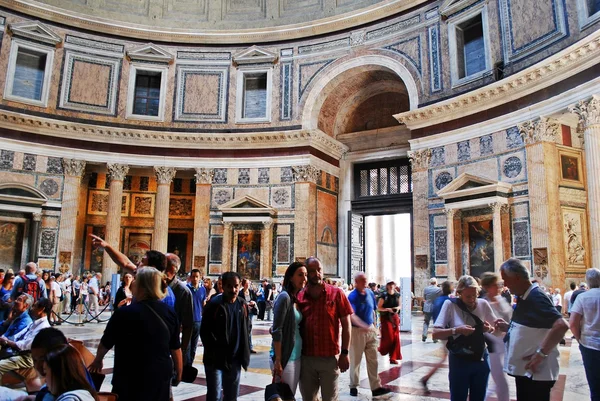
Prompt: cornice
<box><xmin>394</xmin><ymin>29</ymin><xmax>600</xmax><ymax>130</ymax></box>
<box><xmin>0</xmin><ymin>0</ymin><xmax>427</xmax><ymax>44</ymax></box>
<box><xmin>0</xmin><ymin>109</ymin><xmax>348</xmax><ymax>160</ymax></box>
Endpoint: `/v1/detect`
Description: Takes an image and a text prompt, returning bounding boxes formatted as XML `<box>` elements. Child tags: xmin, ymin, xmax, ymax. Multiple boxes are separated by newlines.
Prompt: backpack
<box><xmin>21</xmin><ymin>276</ymin><xmax>43</xmax><ymax>301</ymax></box>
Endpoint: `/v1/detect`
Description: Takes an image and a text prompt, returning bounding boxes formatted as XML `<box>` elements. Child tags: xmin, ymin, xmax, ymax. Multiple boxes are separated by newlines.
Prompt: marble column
<box><xmin>262</xmin><ymin>221</ymin><xmax>274</xmax><ymax>278</ymax></box>
<box><xmin>56</xmin><ymin>159</ymin><xmax>86</xmax><ymax>273</ymax></box>
<box><xmin>222</xmin><ymin>221</ymin><xmax>233</xmax><ymax>272</ymax></box>
<box><xmin>193</xmin><ymin>168</ymin><xmax>214</xmax><ymax>276</ymax></box>
<box><xmin>292</xmin><ymin>165</ymin><xmax>320</xmax><ymax>260</ymax></box>
<box><xmin>153</xmin><ymin>167</ymin><xmax>177</xmax><ymax>252</ymax></box>
<box><xmin>29</xmin><ymin>212</ymin><xmax>42</xmax><ymax>262</ymax></box>
<box><xmin>570</xmin><ymin>95</ymin><xmax>600</xmax><ymax>268</ymax></box>
<box><xmin>445</xmin><ymin>208</ymin><xmax>459</xmax><ymax>282</ymax></box>
<box><xmin>490</xmin><ymin>203</ymin><xmax>509</xmax><ymax>273</ymax></box>
<box><xmin>103</xmin><ymin>163</ymin><xmax>129</xmax><ymax>278</ymax></box>
<box><xmin>408</xmin><ymin>149</ymin><xmax>431</xmax><ymax>296</ymax></box>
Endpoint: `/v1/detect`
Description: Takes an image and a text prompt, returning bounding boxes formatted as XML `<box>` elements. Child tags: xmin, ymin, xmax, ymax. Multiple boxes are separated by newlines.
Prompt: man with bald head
<box><xmin>347</xmin><ymin>272</ymin><xmax>391</xmax><ymax>397</ymax></box>
<box><xmin>165</xmin><ymin>253</ymin><xmax>193</xmax><ymax>365</ymax></box>
<box><xmin>10</xmin><ymin>263</ymin><xmax>46</xmax><ymax>301</ymax></box>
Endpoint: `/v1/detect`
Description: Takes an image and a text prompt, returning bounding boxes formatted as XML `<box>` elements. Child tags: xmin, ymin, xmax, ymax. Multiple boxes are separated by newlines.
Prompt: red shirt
<box><xmin>297</xmin><ymin>283</ymin><xmax>353</xmax><ymax>357</ymax></box>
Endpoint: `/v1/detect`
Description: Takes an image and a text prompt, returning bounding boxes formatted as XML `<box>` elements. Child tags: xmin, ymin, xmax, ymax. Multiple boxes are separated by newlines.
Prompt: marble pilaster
<box><xmin>193</xmin><ymin>168</ymin><xmax>214</xmax><ymax>276</ymax></box>
<box><xmin>292</xmin><ymin>165</ymin><xmax>320</xmax><ymax>260</ymax></box>
<box><xmin>490</xmin><ymin>203</ymin><xmax>509</xmax><ymax>273</ymax></box>
<box><xmin>262</xmin><ymin>221</ymin><xmax>274</xmax><ymax>278</ymax></box>
<box><xmin>445</xmin><ymin>208</ymin><xmax>459</xmax><ymax>282</ymax></box>
<box><xmin>569</xmin><ymin>95</ymin><xmax>600</xmax><ymax>269</ymax></box>
<box><xmin>222</xmin><ymin>221</ymin><xmax>233</xmax><ymax>272</ymax></box>
<box><xmin>56</xmin><ymin>159</ymin><xmax>86</xmax><ymax>272</ymax></box>
<box><xmin>103</xmin><ymin>163</ymin><xmax>129</xmax><ymax>277</ymax></box>
<box><xmin>153</xmin><ymin>167</ymin><xmax>177</xmax><ymax>252</ymax></box>
<box><xmin>29</xmin><ymin>212</ymin><xmax>42</xmax><ymax>262</ymax></box>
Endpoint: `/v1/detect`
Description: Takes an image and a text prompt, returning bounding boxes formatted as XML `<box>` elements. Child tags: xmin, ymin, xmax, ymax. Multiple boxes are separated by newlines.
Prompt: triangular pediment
<box><xmin>127</xmin><ymin>43</ymin><xmax>174</xmax><ymax>63</ymax></box>
<box><xmin>9</xmin><ymin>21</ymin><xmax>62</xmax><ymax>46</ymax></box>
<box><xmin>219</xmin><ymin>195</ymin><xmax>273</xmax><ymax>211</ymax></box>
<box><xmin>233</xmin><ymin>46</ymin><xmax>278</xmax><ymax>65</ymax></box>
<box><xmin>439</xmin><ymin>0</ymin><xmax>480</xmax><ymax>17</ymax></box>
<box><xmin>437</xmin><ymin>173</ymin><xmax>511</xmax><ymax>198</ymax></box>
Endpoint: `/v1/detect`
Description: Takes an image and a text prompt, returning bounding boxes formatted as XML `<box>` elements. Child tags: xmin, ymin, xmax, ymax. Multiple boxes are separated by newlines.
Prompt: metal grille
<box><xmin>355</xmin><ymin>159</ymin><xmax>411</xmax><ymax>198</ymax></box>
<box><xmin>369</xmin><ymin>169</ymin><xmax>378</xmax><ymax>196</ymax></box>
<box><xmin>360</xmin><ymin>170</ymin><xmax>368</xmax><ymax>197</ymax></box>
<box><xmin>123</xmin><ymin>175</ymin><xmax>132</xmax><ymax>191</ymax></box>
<box><xmin>389</xmin><ymin>167</ymin><xmax>398</xmax><ymax>194</ymax></box>
<box><xmin>379</xmin><ymin>168</ymin><xmax>388</xmax><ymax>195</ymax></box>
<box><xmin>399</xmin><ymin>165</ymin><xmax>410</xmax><ymax>193</ymax></box>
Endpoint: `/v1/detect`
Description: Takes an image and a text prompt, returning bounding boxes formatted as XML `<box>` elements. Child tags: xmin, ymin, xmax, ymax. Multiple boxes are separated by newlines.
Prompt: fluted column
<box><xmin>153</xmin><ymin>167</ymin><xmax>177</xmax><ymax>252</ymax></box>
<box><xmin>262</xmin><ymin>221</ymin><xmax>274</xmax><ymax>279</ymax></box>
<box><xmin>56</xmin><ymin>159</ymin><xmax>86</xmax><ymax>273</ymax></box>
<box><xmin>103</xmin><ymin>164</ymin><xmax>129</xmax><ymax>277</ymax></box>
<box><xmin>445</xmin><ymin>208</ymin><xmax>459</xmax><ymax>282</ymax></box>
<box><xmin>29</xmin><ymin>212</ymin><xmax>42</xmax><ymax>262</ymax></box>
<box><xmin>292</xmin><ymin>165</ymin><xmax>320</xmax><ymax>260</ymax></box>
<box><xmin>570</xmin><ymin>95</ymin><xmax>600</xmax><ymax>268</ymax></box>
<box><xmin>222</xmin><ymin>221</ymin><xmax>233</xmax><ymax>273</ymax></box>
<box><xmin>490</xmin><ymin>203</ymin><xmax>509</xmax><ymax>273</ymax></box>
<box><xmin>193</xmin><ymin>168</ymin><xmax>214</xmax><ymax>276</ymax></box>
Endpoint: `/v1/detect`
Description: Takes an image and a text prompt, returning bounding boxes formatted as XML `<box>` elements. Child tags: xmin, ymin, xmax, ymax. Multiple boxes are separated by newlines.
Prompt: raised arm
<box><xmin>89</xmin><ymin>234</ymin><xmax>137</xmax><ymax>273</ymax></box>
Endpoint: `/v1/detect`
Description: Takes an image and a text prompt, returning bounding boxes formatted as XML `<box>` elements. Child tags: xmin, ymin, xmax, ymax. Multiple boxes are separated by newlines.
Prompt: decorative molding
<box><xmin>298</xmin><ymin>38</ymin><xmax>349</xmax><ymax>55</ymax></box>
<box><xmin>64</xmin><ymin>35</ymin><xmax>124</xmax><ymax>55</ymax></box>
<box><xmin>517</xmin><ymin>117</ymin><xmax>561</xmax><ymax>145</ymax></box>
<box><xmin>107</xmin><ymin>163</ymin><xmax>129</xmax><ymax>181</ymax></box>
<box><xmin>407</xmin><ymin>149</ymin><xmax>431</xmax><ymax>170</ymax></box>
<box><xmin>233</xmin><ymin>46</ymin><xmax>277</xmax><ymax>65</ymax></box>
<box><xmin>154</xmin><ymin>166</ymin><xmax>177</xmax><ymax>184</ymax></box>
<box><xmin>8</xmin><ymin>20</ymin><xmax>62</xmax><ymax>46</ymax></box>
<box><xmin>569</xmin><ymin>95</ymin><xmax>600</xmax><ymax>129</ymax></box>
<box><xmin>395</xmin><ymin>29</ymin><xmax>600</xmax><ymax>130</ymax></box>
<box><xmin>127</xmin><ymin>43</ymin><xmax>174</xmax><ymax>63</ymax></box>
<box><xmin>292</xmin><ymin>165</ymin><xmax>321</xmax><ymax>183</ymax></box>
<box><xmin>439</xmin><ymin>0</ymin><xmax>480</xmax><ymax>17</ymax></box>
<box><xmin>194</xmin><ymin>168</ymin><xmax>215</xmax><ymax>184</ymax></box>
<box><xmin>62</xmin><ymin>159</ymin><xmax>86</xmax><ymax>177</ymax></box>
<box><xmin>350</xmin><ymin>31</ymin><xmax>366</xmax><ymax>47</ymax></box>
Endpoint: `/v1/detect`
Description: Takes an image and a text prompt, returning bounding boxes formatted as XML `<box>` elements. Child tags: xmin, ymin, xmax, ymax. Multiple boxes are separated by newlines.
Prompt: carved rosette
<box><xmin>568</xmin><ymin>95</ymin><xmax>600</xmax><ymax>129</ymax></box>
<box><xmin>408</xmin><ymin>149</ymin><xmax>432</xmax><ymax>171</ymax></box>
<box><xmin>154</xmin><ymin>166</ymin><xmax>177</xmax><ymax>185</ymax></box>
<box><xmin>194</xmin><ymin>168</ymin><xmax>215</xmax><ymax>185</ymax></box>
<box><xmin>107</xmin><ymin>163</ymin><xmax>130</xmax><ymax>181</ymax></box>
<box><xmin>62</xmin><ymin>159</ymin><xmax>86</xmax><ymax>177</ymax></box>
<box><xmin>517</xmin><ymin>118</ymin><xmax>560</xmax><ymax>145</ymax></box>
<box><xmin>292</xmin><ymin>165</ymin><xmax>321</xmax><ymax>183</ymax></box>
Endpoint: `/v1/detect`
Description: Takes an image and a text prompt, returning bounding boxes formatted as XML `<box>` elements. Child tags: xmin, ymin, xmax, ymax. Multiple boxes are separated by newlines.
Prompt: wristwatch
<box><xmin>535</xmin><ymin>348</ymin><xmax>548</xmax><ymax>358</ymax></box>
<box><xmin>341</xmin><ymin>349</ymin><xmax>349</xmax><ymax>355</ymax></box>
<box><xmin>451</xmin><ymin>328</ymin><xmax>456</xmax><ymax>335</ymax></box>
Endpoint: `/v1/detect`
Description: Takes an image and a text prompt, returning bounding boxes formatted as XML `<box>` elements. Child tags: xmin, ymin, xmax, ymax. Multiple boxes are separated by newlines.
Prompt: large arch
<box><xmin>301</xmin><ymin>54</ymin><xmax>421</xmax><ymax>132</ymax></box>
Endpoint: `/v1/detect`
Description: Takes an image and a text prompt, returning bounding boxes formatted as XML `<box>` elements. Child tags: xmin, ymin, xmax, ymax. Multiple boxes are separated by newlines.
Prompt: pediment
<box><xmin>127</xmin><ymin>43</ymin><xmax>174</xmax><ymax>63</ymax></box>
<box><xmin>0</xmin><ymin>183</ymin><xmax>48</xmax><ymax>200</ymax></box>
<box><xmin>233</xmin><ymin>46</ymin><xmax>277</xmax><ymax>65</ymax></box>
<box><xmin>437</xmin><ymin>173</ymin><xmax>512</xmax><ymax>199</ymax></box>
<box><xmin>439</xmin><ymin>0</ymin><xmax>481</xmax><ymax>17</ymax></box>
<box><xmin>8</xmin><ymin>21</ymin><xmax>62</xmax><ymax>46</ymax></box>
<box><xmin>219</xmin><ymin>195</ymin><xmax>274</xmax><ymax>212</ymax></box>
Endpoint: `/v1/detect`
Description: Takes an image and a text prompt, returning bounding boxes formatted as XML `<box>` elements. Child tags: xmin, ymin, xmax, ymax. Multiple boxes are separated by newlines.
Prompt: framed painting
<box><xmin>562</xmin><ymin>207</ymin><xmax>589</xmax><ymax>272</ymax></box>
<box><xmin>233</xmin><ymin>231</ymin><xmax>261</xmax><ymax>281</ymax></box>
<box><xmin>468</xmin><ymin>220</ymin><xmax>494</xmax><ymax>279</ymax></box>
<box><xmin>0</xmin><ymin>220</ymin><xmax>25</xmax><ymax>271</ymax></box>
<box><xmin>124</xmin><ymin>229</ymin><xmax>153</xmax><ymax>267</ymax></box>
<box><xmin>558</xmin><ymin>148</ymin><xmax>584</xmax><ymax>188</ymax></box>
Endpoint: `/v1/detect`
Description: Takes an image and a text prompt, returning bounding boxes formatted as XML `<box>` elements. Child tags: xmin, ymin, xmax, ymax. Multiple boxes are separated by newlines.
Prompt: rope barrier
<box><xmin>50</xmin><ymin>296</ymin><xmax>112</xmax><ymax>326</ymax></box>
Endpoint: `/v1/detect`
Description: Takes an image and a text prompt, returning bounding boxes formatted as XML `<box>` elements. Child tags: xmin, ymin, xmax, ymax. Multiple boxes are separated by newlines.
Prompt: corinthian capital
<box><xmin>407</xmin><ymin>149</ymin><xmax>431</xmax><ymax>171</ymax></box>
<box><xmin>568</xmin><ymin>95</ymin><xmax>600</xmax><ymax>129</ymax></box>
<box><xmin>194</xmin><ymin>168</ymin><xmax>215</xmax><ymax>185</ymax></box>
<box><xmin>292</xmin><ymin>165</ymin><xmax>321</xmax><ymax>183</ymax></box>
<box><xmin>517</xmin><ymin>117</ymin><xmax>560</xmax><ymax>145</ymax></box>
<box><xmin>106</xmin><ymin>163</ymin><xmax>129</xmax><ymax>181</ymax></box>
<box><xmin>489</xmin><ymin>202</ymin><xmax>510</xmax><ymax>215</ymax></box>
<box><xmin>62</xmin><ymin>159</ymin><xmax>86</xmax><ymax>177</ymax></box>
<box><xmin>154</xmin><ymin>166</ymin><xmax>177</xmax><ymax>185</ymax></box>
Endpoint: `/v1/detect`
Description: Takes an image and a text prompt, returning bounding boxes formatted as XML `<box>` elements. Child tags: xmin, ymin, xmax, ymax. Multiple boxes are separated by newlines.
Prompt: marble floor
<box><xmin>55</xmin><ymin>313</ymin><xmax>590</xmax><ymax>401</ymax></box>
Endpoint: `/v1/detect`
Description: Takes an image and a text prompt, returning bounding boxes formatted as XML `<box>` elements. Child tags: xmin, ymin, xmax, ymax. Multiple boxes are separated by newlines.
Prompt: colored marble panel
<box><xmin>69</xmin><ymin>60</ymin><xmax>111</xmax><ymax>107</ymax></box>
<box><xmin>183</xmin><ymin>73</ymin><xmax>221</xmax><ymax>115</ymax></box>
<box><xmin>317</xmin><ymin>190</ymin><xmax>337</xmax><ymax>245</ymax></box>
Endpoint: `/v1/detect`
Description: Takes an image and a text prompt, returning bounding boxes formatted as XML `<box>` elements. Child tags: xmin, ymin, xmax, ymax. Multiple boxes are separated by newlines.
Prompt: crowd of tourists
<box><xmin>0</xmin><ymin>235</ymin><xmax>596</xmax><ymax>401</ymax></box>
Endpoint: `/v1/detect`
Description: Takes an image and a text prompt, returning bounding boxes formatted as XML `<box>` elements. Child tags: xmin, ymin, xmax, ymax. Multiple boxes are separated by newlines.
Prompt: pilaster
<box><xmin>262</xmin><ymin>221</ymin><xmax>274</xmax><ymax>278</ymax></box>
<box><xmin>445</xmin><ymin>208</ymin><xmax>460</xmax><ymax>282</ymax></box>
<box><xmin>222</xmin><ymin>221</ymin><xmax>233</xmax><ymax>273</ymax></box>
<box><xmin>193</xmin><ymin>168</ymin><xmax>214</xmax><ymax>276</ymax></box>
<box><xmin>292</xmin><ymin>165</ymin><xmax>320</xmax><ymax>260</ymax></box>
<box><xmin>490</xmin><ymin>202</ymin><xmax>509</xmax><ymax>273</ymax></box>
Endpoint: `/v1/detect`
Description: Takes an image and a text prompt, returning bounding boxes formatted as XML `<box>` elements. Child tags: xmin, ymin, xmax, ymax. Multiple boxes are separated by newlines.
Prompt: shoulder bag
<box><xmin>445</xmin><ymin>299</ymin><xmax>490</xmax><ymax>361</ymax></box>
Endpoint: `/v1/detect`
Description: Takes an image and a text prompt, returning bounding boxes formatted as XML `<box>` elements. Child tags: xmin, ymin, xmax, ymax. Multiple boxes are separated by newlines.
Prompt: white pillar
<box><xmin>103</xmin><ymin>163</ymin><xmax>129</xmax><ymax>277</ymax></box>
<box><xmin>445</xmin><ymin>208</ymin><xmax>458</xmax><ymax>282</ymax></box>
<box><xmin>490</xmin><ymin>202</ymin><xmax>509</xmax><ymax>273</ymax></box>
<box><xmin>153</xmin><ymin>167</ymin><xmax>177</xmax><ymax>252</ymax></box>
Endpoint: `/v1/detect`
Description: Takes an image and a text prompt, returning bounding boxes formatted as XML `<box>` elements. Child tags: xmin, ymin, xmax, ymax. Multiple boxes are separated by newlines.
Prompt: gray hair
<box><xmin>586</xmin><ymin>268</ymin><xmax>600</xmax><ymax>289</ymax></box>
<box><xmin>500</xmin><ymin>258</ymin><xmax>530</xmax><ymax>280</ymax></box>
<box><xmin>19</xmin><ymin>293</ymin><xmax>34</xmax><ymax>309</ymax></box>
<box><xmin>25</xmin><ymin>262</ymin><xmax>37</xmax><ymax>275</ymax></box>
<box><xmin>430</xmin><ymin>277</ymin><xmax>438</xmax><ymax>285</ymax></box>
<box><xmin>456</xmin><ymin>275</ymin><xmax>480</xmax><ymax>294</ymax></box>
<box><xmin>353</xmin><ymin>272</ymin><xmax>366</xmax><ymax>282</ymax></box>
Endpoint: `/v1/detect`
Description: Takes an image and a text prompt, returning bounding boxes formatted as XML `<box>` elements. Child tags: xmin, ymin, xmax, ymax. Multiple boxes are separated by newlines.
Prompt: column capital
<box><xmin>517</xmin><ymin>117</ymin><xmax>560</xmax><ymax>145</ymax></box>
<box><xmin>292</xmin><ymin>165</ymin><xmax>321</xmax><ymax>183</ymax></box>
<box><xmin>194</xmin><ymin>168</ymin><xmax>215</xmax><ymax>185</ymax></box>
<box><xmin>444</xmin><ymin>208</ymin><xmax>461</xmax><ymax>219</ymax></box>
<box><xmin>224</xmin><ymin>221</ymin><xmax>233</xmax><ymax>229</ymax></box>
<box><xmin>568</xmin><ymin>95</ymin><xmax>600</xmax><ymax>129</ymax></box>
<box><xmin>32</xmin><ymin>212</ymin><xmax>42</xmax><ymax>222</ymax></box>
<box><xmin>263</xmin><ymin>220</ymin><xmax>274</xmax><ymax>230</ymax></box>
<box><xmin>154</xmin><ymin>166</ymin><xmax>177</xmax><ymax>185</ymax></box>
<box><xmin>489</xmin><ymin>202</ymin><xmax>510</xmax><ymax>215</ymax></box>
<box><xmin>107</xmin><ymin>163</ymin><xmax>130</xmax><ymax>181</ymax></box>
<box><xmin>62</xmin><ymin>159</ymin><xmax>86</xmax><ymax>177</ymax></box>
<box><xmin>408</xmin><ymin>149</ymin><xmax>431</xmax><ymax>171</ymax></box>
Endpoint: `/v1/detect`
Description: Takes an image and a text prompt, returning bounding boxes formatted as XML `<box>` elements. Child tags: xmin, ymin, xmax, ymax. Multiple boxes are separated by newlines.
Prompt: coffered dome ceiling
<box><xmin>2</xmin><ymin>0</ymin><xmax>427</xmax><ymax>43</ymax></box>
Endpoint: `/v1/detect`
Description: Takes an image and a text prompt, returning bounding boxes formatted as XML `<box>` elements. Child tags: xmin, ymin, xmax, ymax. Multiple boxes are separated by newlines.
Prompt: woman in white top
<box><xmin>480</xmin><ymin>272</ymin><xmax>512</xmax><ymax>401</ymax></box>
<box><xmin>433</xmin><ymin>275</ymin><xmax>496</xmax><ymax>401</ymax></box>
<box><xmin>570</xmin><ymin>267</ymin><xmax>600</xmax><ymax>401</ymax></box>
<box><xmin>77</xmin><ymin>275</ymin><xmax>89</xmax><ymax>316</ymax></box>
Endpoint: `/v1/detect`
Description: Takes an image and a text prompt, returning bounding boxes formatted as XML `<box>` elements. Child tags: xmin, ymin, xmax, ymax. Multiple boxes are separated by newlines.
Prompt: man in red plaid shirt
<box><xmin>297</xmin><ymin>257</ymin><xmax>353</xmax><ymax>401</ymax></box>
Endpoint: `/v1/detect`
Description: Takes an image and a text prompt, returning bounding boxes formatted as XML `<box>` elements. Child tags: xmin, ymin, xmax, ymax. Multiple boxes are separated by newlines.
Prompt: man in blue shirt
<box><xmin>0</xmin><ymin>294</ymin><xmax>34</xmax><ymax>341</ymax></box>
<box><xmin>11</xmin><ymin>263</ymin><xmax>47</xmax><ymax>301</ymax></box>
<box><xmin>347</xmin><ymin>273</ymin><xmax>391</xmax><ymax>398</ymax></box>
<box><xmin>185</xmin><ymin>268</ymin><xmax>205</xmax><ymax>366</ymax></box>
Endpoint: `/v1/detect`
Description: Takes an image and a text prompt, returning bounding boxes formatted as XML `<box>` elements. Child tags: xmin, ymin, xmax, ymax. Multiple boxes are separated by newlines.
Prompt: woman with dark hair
<box><xmin>377</xmin><ymin>279</ymin><xmax>402</xmax><ymax>364</ymax></box>
<box><xmin>239</xmin><ymin>278</ymin><xmax>258</xmax><ymax>353</ymax></box>
<box><xmin>270</xmin><ymin>261</ymin><xmax>307</xmax><ymax>396</ymax></box>
<box><xmin>0</xmin><ymin>272</ymin><xmax>14</xmax><ymax>321</ymax></box>
<box><xmin>114</xmin><ymin>272</ymin><xmax>133</xmax><ymax>309</ymax></box>
<box><xmin>44</xmin><ymin>344</ymin><xmax>99</xmax><ymax>401</ymax></box>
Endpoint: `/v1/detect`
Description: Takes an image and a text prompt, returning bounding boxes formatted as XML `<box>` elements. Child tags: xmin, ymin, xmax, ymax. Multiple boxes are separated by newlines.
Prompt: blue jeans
<box><xmin>185</xmin><ymin>321</ymin><xmax>201</xmax><ymax>366</ymax></box>
<box><xmin>448</xmin><ymin>352</ymin><xmax>490</xmax><ymax>401</ymax></box>
<box><xmin>205</xmin><ymin>362</ymin><xmax>241</xmax><ymax>401</ymax></box>
<box><xmin>580</xmin><ymin>344</ymin><xmax>600</xmax><ymax>401</ymax></box>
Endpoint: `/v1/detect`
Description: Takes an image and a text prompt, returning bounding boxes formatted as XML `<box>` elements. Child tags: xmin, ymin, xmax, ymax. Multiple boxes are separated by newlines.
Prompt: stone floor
<box><xmin>55</xmin><ymin>312</ymin><xmax>590</xmax><ymax>401</ymax></box>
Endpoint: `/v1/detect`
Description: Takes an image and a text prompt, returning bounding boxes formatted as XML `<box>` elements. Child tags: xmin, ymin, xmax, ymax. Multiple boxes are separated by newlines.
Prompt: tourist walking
<box><xmin>377</xmin><ymin>279</ymin><xmax>402</xmax><ymax>364</ymax></box>
<box><xmin>423</xmin><ymin>277</ymin><xmax>442</xmax><ymax>342</ymax></box>
<box><xmin>239</xmin><ymin>278</ymin><xmax>257</xmax><ymax>354</ymax></box>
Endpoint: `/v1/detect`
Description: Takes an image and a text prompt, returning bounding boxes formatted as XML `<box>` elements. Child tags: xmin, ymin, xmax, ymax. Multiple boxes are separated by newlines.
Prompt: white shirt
<box><xmin>13</xmin><ymin>317</ymin><xmax>51</xmax><ymax>351</ymax></box>
<box><xmin>571</xmin><ymin>288</ymin><xmax>600</xmax><ymax>351</ymax></box>
<box><xmin>51</xmin><ymin>281</ymin><xmax>62</xmax><ymax>299</ymax></box>
<box><xmin>564</xmin><ymin>290</ymin><xmax>574</xmax><ymax>311</ymax></box>
<box><xmin>433</xmin><ymin>298</ymin><xmax>497</xmax><ymax>338</ymax></box>
<box><xmin>88</xmin><ymin>277</ymin><xmax>99</xmax><ymax>295</ymax></box>
<box><xmin>62</xmin><ymin>278</ymin><xmax>72</xmax><ymax>293</ymax></box>
<box><xmin>552</xmin><ymin>293</ymin><xmax>562</xmax><ymax>307</ymax></box>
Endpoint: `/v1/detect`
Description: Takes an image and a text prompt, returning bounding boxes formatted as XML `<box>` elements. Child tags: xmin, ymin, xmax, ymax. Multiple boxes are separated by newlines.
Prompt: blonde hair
<box><xmin>456</xmin><ymin>275</ymin><xmax>481</xmax><ymax>294</ymax></box>
<box><xmin>479</xmin><ymin>272</ymin><xmax>499</xmax><ymax>288</ymax></box>
<box><xmin>134</xmin><ymin>267</ymin><xmax>167</xmax><ymax>301</ymax></box>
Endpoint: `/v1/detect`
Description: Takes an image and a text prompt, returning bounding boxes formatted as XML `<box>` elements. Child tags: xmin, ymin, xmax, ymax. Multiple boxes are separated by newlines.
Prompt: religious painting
<box><xmin>86</xmin><ymin>226</ymin><xmax>106</xmax><ymax>273</ymax></box>
<box><xmin>130</xmin><ymin>194</ymin><xmax>155</xmax><ymax>218</ymax></box>
<box><xmin>558</xmin><ymin>148</ymin><xmax>584</xmax><ymax>188</ymax></box>
<box><xmin>235</xmin><ymin>232</ymin><xmax>261</xmax><ymax>281</ymax></box>
<box><xmin>167</xmin><ymin>233</ymin><xmax>188</xmax><ymax>272</ymax></box>
<box><xmin>562</xmin><ymin>207</ymin><xmax>588</xmax><ymax>272</ymax></box>
<box><xmin>124</xmin><ymin>230</ymin><xmax>153</xmax><ymax>267</ymax></box>
<box><xmin>468</xmin><ymin>220</ymin><xmax>494</xmax><ymax>279</ymax></box>
<box><xmin>0</xmin><ymin>221</ymin><xmax>24</xmax><ymax>270</ymax></box>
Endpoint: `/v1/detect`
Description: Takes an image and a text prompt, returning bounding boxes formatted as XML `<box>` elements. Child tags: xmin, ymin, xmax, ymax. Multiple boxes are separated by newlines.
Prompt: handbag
<box><xmin>265</xmin><ymin>376</ymin><xmax>295</xmax><ymax>401</ymax></box>
<box><xmin>445</xmin><ymin>299</ymin><xmax>488</xmax><ymax>361</ymax></box>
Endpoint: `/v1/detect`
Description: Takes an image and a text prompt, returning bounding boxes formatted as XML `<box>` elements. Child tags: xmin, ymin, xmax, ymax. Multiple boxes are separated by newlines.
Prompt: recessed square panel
<box><xmin>175</xmin><ymin>65</ymin><xmax>229</xmax><ymax>122</ymax></box>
